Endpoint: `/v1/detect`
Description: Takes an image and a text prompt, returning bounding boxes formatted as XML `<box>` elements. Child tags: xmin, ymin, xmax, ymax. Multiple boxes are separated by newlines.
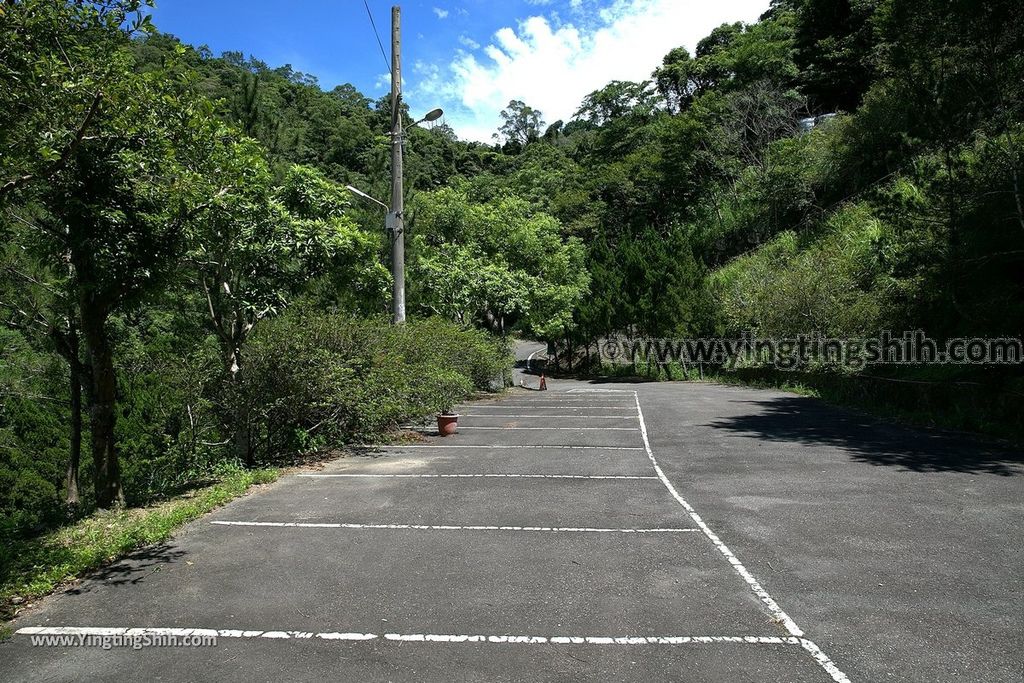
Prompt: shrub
<box><xmin>228</xmin><ymin>313</ymin><xmax>511</xmax><ymax>461</ymax></box>
<box><xmin>1</xmin><ymin>310</ymin><xmax>510</xmax><ymax>543</ymax></box>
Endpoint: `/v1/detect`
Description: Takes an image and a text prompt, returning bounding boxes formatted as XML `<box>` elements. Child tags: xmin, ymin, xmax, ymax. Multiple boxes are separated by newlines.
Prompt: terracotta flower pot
<box><xmin>437</xmin><ymin>413</ymin><xmax>460</xmax><ymax>436</ymax></box>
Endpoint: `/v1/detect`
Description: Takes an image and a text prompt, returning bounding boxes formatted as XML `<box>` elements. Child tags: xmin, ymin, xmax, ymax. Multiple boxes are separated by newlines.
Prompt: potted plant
<box><xmin>436</xmin><ymin>382</ymin><xmax>462</xmax><ymax>436</ymax></box>
<box><xmin>436</xmin><ymin>408</ymin><xmax>460</xmax><ymax>436</ymax></box>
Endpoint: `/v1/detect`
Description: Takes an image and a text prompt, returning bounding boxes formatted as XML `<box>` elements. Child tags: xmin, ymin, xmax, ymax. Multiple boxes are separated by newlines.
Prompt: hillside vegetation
<box><xmin>2</xmin><ymin>0</ymin><xmax>1022</xmax><ymax>552</ymax></box>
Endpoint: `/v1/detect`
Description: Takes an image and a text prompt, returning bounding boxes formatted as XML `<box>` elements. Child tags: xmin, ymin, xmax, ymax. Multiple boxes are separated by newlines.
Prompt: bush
<box><xmin>0</xmin><ymin>310</ymin><xmax>511</xmax><ymax>543</ymax></box>
<box><xmin>228</xmin><ymin>313</ymin><xmax>511</xmax><ymax>461</ymax></box>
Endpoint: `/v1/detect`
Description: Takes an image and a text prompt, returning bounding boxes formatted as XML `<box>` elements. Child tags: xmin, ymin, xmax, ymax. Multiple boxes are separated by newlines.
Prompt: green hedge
<box><xmin>223</xmin><ymin>313</ymin><xmax>512</xmax><ymax>460</ymax></box>
<box><xmin>0</xmin><ymin>313</ymin><xmax>511</xmax><ymax>543</ymax></box>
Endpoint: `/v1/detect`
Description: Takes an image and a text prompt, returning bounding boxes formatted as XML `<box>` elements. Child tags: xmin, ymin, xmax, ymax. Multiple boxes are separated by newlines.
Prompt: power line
<box><xmin>362</xmin><ymin>0</ymin><xmax>392</xmax><ymax>76</ymax></box>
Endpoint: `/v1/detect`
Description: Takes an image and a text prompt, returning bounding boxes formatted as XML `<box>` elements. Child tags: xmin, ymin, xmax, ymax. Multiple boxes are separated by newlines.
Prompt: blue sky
<box><xmin>148</xmin><ymin>0</ymin><xmax>770</xmax><ymax>141</ymax></box>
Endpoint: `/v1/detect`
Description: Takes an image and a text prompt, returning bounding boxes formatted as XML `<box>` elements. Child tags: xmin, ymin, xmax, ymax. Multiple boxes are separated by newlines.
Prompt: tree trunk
<box><xmin>65</xmin><ymin>355</ymin><xmax>82</xmax><ymax>506</ymax></box>
<box><xmin>51</xmin><ymin>320</ymin><xmax>84</xmax><ymax>507</ymax></box>
<box><xmin>79</xmin><ymin>296</ymin><xmax>122</xmax><ymax>509</ymax></box>
<box><xmin>234</xmin><ymin>419</ymin><xmax>253</xmax><ymax>467</ymax></box>
<box><xmin>565</xmin><ymin>332</ymin><xmax>573</xmax><ymax>373</ymax></box>
<box><xmin>226</xmin><ymin>340</ymin><xmax>254</xmax><ymax>467</ymax></box>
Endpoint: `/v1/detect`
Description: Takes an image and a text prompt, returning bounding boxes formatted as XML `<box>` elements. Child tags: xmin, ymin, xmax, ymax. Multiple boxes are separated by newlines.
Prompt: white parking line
<box><xmin>457</xmin><ymin>426</ymin><xmax>640</xmax><ymax>431</ymax></box>
<box><xmin>632</xmin><ymin>391</ymin><xmax>850</xmax><ymax>683</ymax></box>
<box><xmin>460</xmin><ymin>414</ymin><xmax>638</xmax><ymax>419</ymax></box>
<box><xmin>15</xmin><ymin>626</ymin><xmax>812</xmax><ymax>648</ymax></box>
<box><xmin>466</xmin><ymin>401</ymin><xmax>634</xmax><ymax>405</ymax></box>
<box><xmin>298</xmin><ymin>474</ymin><xmax>658</xmax><ymax>480</ymax></box>
<box><xmin>459</xmin><ymin>406</ymin><xmax>634</xmax><ymax>410</ymax></box>
<box><xmin>469</xmin><ymin>397</ymin><xmax>632</xmax><ymax>402</ymax></box>
<box><xmin>544</xmin><ymin>390</ymin><xmax>633</xmax><ymax>394</ymax></box>
<box><xmin>370</xmin><ymin>445</ymin><xmax>645</xmax><ymax>451</ymax></box>
<box><xmin>486</xmin><ymin>397</ymin><xmax>633</xmax><ymax>401</ymax></box>
<box><xmin>490</xmin><ymin>403</ymin><xmax>634</xmax><ymax>406</ymax></box>
<box><xmin>210</xmin><ymin>521</ymin><xmax>698</xmax><ymax>534</ymax></box>
<box><xmin>386</xmin><ymin>634</ymin><xmax>798</xmax><ymax>646</ymax></box>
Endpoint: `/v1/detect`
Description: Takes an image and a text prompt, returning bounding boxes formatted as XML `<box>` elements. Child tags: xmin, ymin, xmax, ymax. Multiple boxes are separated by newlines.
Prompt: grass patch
<box><xmin>702</xmin><ymin>369</ymin><xmax>824</xmax><ymax>398</ymax></box>
<box><xmin>0</xmin><ymin>467</ymin><xmax>278</xmax><ymax>621</ymax></box>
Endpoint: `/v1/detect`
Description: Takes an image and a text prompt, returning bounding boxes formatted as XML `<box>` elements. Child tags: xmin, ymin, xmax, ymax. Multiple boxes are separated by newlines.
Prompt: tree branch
<box><xmin>201</xmin><ymin>276</ymin><xmax>229</xmax><ymax>342</ymax></box>
<box><xmin>0</xmin><ymin>91</ymin><xmax>103</xmax><ymax>200</ymax></box>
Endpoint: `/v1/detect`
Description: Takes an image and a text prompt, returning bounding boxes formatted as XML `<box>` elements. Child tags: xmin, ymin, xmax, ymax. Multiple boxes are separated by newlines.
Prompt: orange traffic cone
<box><xmin>539</xmin><ymin>374</ymin><xmax>547</xmax><ymax>391</ymax></box>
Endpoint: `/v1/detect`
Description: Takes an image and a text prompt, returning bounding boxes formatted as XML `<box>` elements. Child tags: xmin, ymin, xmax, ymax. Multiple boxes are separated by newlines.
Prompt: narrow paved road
<box><xmin>4</xmin><ymin>344</ymin><xmax>1021</xmax><ymax>681</ymax></box>
<box><xmin>512</xmin><ymin>338</ymin><xmax>547</xmax><ymax>387</ymax></box>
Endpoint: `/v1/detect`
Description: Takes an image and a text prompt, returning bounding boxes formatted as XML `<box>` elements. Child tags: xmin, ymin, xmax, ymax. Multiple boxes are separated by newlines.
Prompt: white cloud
<box><xmin>432</xmin><ymin>7</ymin><xmax>449</xmax><ymax>19</ymax></box>
<box><xmin>416</xmin><ymin>0</ymin><xmax>770</xmax><ymax>142</ymax></box>
<box><xmin>458</xmin><ymin>34</ymin><xmax>481</xmax><ymax>50</ymax></box>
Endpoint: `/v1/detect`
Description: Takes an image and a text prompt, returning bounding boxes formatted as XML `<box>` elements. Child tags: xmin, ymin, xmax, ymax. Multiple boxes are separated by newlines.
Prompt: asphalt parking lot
<box><xmin>4</xmin><ymin>350</ymin><xmax>1022</xmax><ymax>682</ymax></box>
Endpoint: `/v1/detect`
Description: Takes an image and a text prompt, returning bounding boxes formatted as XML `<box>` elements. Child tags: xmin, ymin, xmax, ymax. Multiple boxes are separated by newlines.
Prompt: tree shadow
<box><xmin>582</xmin><ymin>375</ymin><xmax>660</xmax><ymax>384</ymax></box>
<box><xmin>344</xmin><ymin>446</ymin><xmax>396</xmax><ymax>459</ymax></box>
<box><xmin>64</xmin><ymin>544</ymin><xmax>187</xmax><ymax>595</ymax></box>
<box><xmin>708</xmin><ymin>396</ymin><xmax>1024</xmax><ymax>476</ymax></box>
<box><xmin>514</xmin><ymin>357</ymin><xmax>541</xmax><ymax>377</ymax></box>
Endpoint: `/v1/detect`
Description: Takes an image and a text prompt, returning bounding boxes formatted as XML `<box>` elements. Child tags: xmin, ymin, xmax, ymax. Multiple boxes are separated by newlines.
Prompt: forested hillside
<box><xmin>2</xmin><ymin>0</ymin><xmax>1022</xmax><ymax>546</ymax></box>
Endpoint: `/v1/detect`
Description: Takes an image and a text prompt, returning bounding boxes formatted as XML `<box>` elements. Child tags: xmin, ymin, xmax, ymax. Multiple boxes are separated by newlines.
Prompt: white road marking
<box><xmin>369</xmin><ymin>445</ymin><xmax>645</xmax><ymax>451</ymax></box>
<box><xmin>383</xmin><ymin>633</ymin><xmax>800</xmax><ymax>645</ymax></box>
<box><xmin>457</xmin><ymin>426</ymin><xmax>640</xmax><ymax>431</ymax></box>
<box><xmin>499</xmin><ymin>399</ymin><xmax>632</xmax><ymax>402</ymax></box>
<box><xmin>487</xmin><ymin>397</ymin><xmax>633</xmax><ymax>400</ymax></box>
<box><xmin>210</xmin><ymin>521</ymin><xmax>698</xmax><ymax>534</ymax></box>
<box><xmin>460</xmin><ymin>414</ymin><xmax>638</xmax><ymax>419</ymax></box>
<box><xmin>459</xmin><ymin>406</ymin><xmax>634</xmax><ymax>410</ymax></box>
<box><xmin>566</xmin><ymin>389</ymin><xmax>634</xmax><ymax>393</ymax></box>
<box><xmin>17</xmin><ymin>626</ymin><xmax>374</xmax><ymax>641</ymax></box>
<box><xmin>632</xmin><ymin>391</ymin><xmax>850</xmax><ymax>683</ymax></box>
<box><xmin>496</xmin><ymin>407</ymin><xmax>634</xmax><ymax>410</ymax></box>
<box><xmin>526</xmin><ymin>347</ymin><xmax>545</xmax><ymax>372</ymax></box>
<box><xmin>468</xmin><ymin>397</ymin><xmax>632</xmax><ymax>402</ymax></box>
<box><xmin>800</xmin><ymin>638</ymin><xmax>853</xmax><ymax>682</ymax></box>
<box><xmin>16</xmin><ymin>626</ymin><xmax>812</xmax><ymax>649</ymax></box>
<box><xmin>298</xmin><ymin>474</ymin><xmax>658</xmax><ymax>480</ymax></box>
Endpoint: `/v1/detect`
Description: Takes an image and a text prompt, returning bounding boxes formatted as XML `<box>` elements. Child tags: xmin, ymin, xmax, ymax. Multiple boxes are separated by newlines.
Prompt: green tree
<box><xmin>188</xmin><ymin>162</ymin><xmax>387</xmax><ymax>463</ymax></box>
<box><xmin>575</xmin><ymin>81</ymin><xmax>660</xmax><ymax>126</ymax></box>
<box><xmin>653</xmin><ymin>48</ymin><xmax>700</xmax><ymax>114</ymax></box>
<box><xmin>409</xmin><ymin>187</ymin><xmax>588</xmax><ymax>337</ymax></box>
<box><xmin>0</xmin><ymin>0</ymin><xmax>154</xmax><ymax>204</ymax></box>
<box><xmin>0</xmin><ymin>242</ymin><xmax>85</xmax><ymax>505</ymax></box>
<box><xmin>496</xmin><ymin>100</ymin><xmax>546</xmax><ymax>148</ymax></box>
<box><xmin>789</xmin><ymin>0</ymin><xmax>881</xmax><ymax>112</ymax></box>
<box><xmin>3</xmin><ymin>6</ymin><xmax>232</xmax><ymax>507</ymax></box>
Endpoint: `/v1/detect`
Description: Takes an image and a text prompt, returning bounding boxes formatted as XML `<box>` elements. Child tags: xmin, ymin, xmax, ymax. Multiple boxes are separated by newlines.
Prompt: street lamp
<box><xmin>410</xmin><ymin>108</ymin><xmax>444</xmax><ymax>128</ymax></box>
<box><xmin>345</xmin><ymin>185</ymin><xmax>388</xmax><ymax>211</ymax></box>
<box><xmin>345</xmin><ymin>184</ymin><xmax>398</xmax><ymax>250</ymax></box>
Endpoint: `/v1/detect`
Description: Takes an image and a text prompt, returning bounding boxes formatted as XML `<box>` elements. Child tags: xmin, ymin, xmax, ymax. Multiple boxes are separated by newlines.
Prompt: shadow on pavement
<box><xmin>64</xmin><ymin>545</ymin><xmax>187</xmax><ymax>594</ymax></box>
<box><xmin>708</xmin><ymin>396</ymin><xmax>1024</xmax><ymax>477</ymax></box>
<box><xmin>582</xmin><ymin>375</ymin><xmax>660</xmax><ymax>384</ymax></box>
<box><xmin>513</xmin><ymin>358</ymin><xmax>540</xmax><ymax>377</ymax></box>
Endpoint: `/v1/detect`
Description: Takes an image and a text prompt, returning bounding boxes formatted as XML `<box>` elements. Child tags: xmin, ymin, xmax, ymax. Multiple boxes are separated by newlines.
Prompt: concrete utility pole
<box><xmin>389</xmin><ymin>5</ymin><xmax>406</xmax><ymax>324</ymax></box>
